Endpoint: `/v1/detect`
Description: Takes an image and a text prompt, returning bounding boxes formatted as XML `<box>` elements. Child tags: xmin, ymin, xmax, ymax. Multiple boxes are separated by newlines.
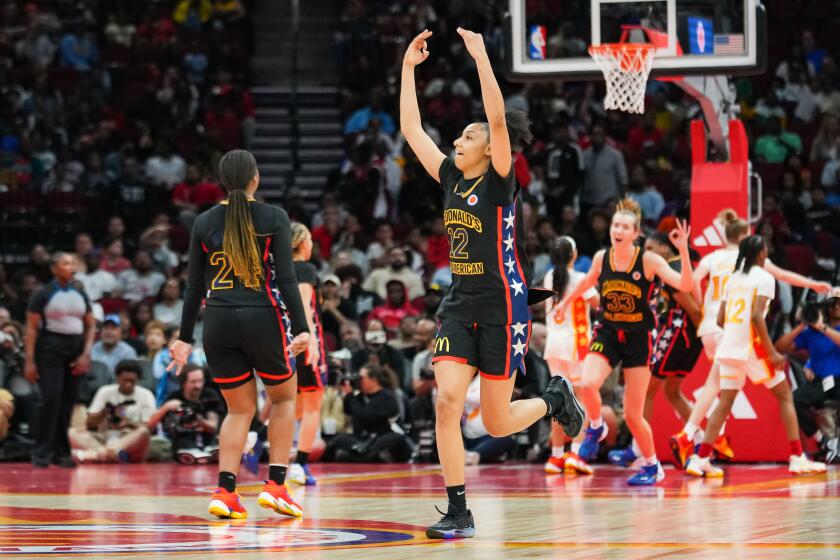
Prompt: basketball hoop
<box><xmin>588</xmin><ymin>43</ymin><xmax>656</xmax><ymax>114</ymax></box>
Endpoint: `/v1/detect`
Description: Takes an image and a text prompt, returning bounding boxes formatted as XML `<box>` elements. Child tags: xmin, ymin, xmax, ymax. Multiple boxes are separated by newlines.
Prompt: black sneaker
<box><xmin>543</xmin><ymin>376</ymin><xmax>585</xmax><ymax>437</ymax></box>
<box><xmin>425</xmin><ymin>506</ymin><xmax>475</xmax><ymax>539</ymax></box>
<box><xmin>52</xmin><ymin>456</ymin><xmax>77</xmax><ymax>469</ymax></box>
<box><xmin>32</xmin><ymin>455</ymin><xmax>50</xmax><ymax>469</ymax></box>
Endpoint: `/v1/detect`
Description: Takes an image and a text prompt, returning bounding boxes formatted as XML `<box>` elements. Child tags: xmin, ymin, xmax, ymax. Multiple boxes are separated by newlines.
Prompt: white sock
<box><xmin>631</xmin><ymin>439</ymin><xmax>642</xmax><ymax>457</ymax></box>
<box><xmin>590</xmin><ymin>417</ymin><xmax>604</xmax><ymax>429</ymax></box>
<box><xmin>644</xmin><ymin>455</ymin><xmax>658</xmax><ymax>467</ymax></box>
<box><xmin>552</xmin><ymin>446</ymin><xmax>564</xmax><ymax>458</ymax></box>
<box><xmin>571</xmin><ymin>441</ymin><xmax>582</xmax><ymax>454</ymax></box>
<box><xmin>683</xmin><ymin>422</ymin><xmax>698</xmax><ymax>439</ymax></box>
<box><xmin>693</xmin><ymin>429</ymin><xmax>705</xmax><ymax>445</ymax></box>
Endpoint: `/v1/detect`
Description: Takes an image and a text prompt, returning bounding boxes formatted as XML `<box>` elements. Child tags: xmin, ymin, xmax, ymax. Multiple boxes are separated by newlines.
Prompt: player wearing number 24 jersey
<box><xmin>179</xmin><ymin>189</ymin><xmax>309</xmax><ymax>388</ymax></box>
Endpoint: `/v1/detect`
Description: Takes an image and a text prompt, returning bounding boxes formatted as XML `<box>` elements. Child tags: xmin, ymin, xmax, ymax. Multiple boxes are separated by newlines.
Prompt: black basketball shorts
<box><xmin>431</xmin><ymin>317</ymin><xmax>530</xmax><ymax>379</ymax></box>
<box><xmin>588</xmin><ymin>323</ymin><xmax>652</xmax><ymax>370</ymax></box>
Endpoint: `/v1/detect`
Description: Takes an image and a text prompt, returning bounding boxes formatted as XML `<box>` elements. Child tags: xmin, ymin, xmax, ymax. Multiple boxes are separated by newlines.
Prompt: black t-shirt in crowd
<box><xmin>179</xmin><ymin>200</ymin><xmax>309</xmax><ymax>343</ymax></box>
<box><xmin>436</xmin><ymin>157</ymin><xmax>532</xmax><ymax>325</ymax></box>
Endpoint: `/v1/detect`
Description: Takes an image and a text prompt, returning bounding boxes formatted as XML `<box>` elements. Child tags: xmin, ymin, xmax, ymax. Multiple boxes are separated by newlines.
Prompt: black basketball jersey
<box><xmin>597</xmin><ymin>246</ymin><xmax>657</xmax><ymax>332</ymax></box>
<box><xmin>179</xmin><ymin>200</ymin><xmax>309</xmax><ymax>343</ymax></box>
<box><xmin>436</xmin><ymin>157</ymin><xmax>533</xmax><ymax>325</ymax></box>
<box><xmin>294</xmin><ymin>260</ymin><xmax>328</xmax><ymax>374</ymax></box>
<box><xmin>657</xmin><ymin>257</ymin><xmax>695</xmax><ymax>329</ymax></box>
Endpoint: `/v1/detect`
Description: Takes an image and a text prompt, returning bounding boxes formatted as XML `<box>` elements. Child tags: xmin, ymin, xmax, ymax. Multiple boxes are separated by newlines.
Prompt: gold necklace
<box><xmin>454</xmin><ymin>175</ymin><xmax>484</xmax><ymax>199</ymax></box>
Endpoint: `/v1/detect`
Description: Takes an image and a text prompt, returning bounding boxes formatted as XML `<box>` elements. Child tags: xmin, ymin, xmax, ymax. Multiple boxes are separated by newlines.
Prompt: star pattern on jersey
<box><xmin>511</xmin><ymin>322</ymin><xmax>528</xmax><ymax>338</ymax></box>
<box><xmin>510</xmin><ymin>279</ymin><xmax>524</xmax><ymax>296</ymax></box>
<box><xmin>504</xmin><ymin>211</ymin><xmax>515</xmax><ymax>230</ymax></box>
<box><xmin>512</xmin><ymin>339</ymin><xmax>526</xmax><ymax>356</ymax></box>
<box><xmin>505</xmin><ymin>257</ymin><xmax>516</xmax><ymax>274</ymax></box>
<box><xmin>503</xmin><ymin>234</ymin><xmax>515</xmax><ymax>252</ymax></box>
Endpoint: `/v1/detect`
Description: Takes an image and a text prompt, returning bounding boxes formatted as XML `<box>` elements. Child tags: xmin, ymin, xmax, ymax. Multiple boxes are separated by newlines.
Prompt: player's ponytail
<box><xmin>290</xmin><ymin>222</ymin><xmax>310</xmax><ymax>254</ymax></box>
<box><xmin>735</xmin><ymin>234</ymin><xmax>766</xmax><ymax>274</ymax></box>
<box><xmin>219</xmin><ymin>149</ymin><xmax>263</xmax><ymax>290</ymax></box>
<box><xmin>551</xmin><ymin>236</ymin><xmax>576</xmax><ymax>301</ymax></box>
<box><xmin>718</xmin><ymin>208</ymin><xmax>749</xmax><ymax>244</ymax></box>
<box><xmin>615</xmin><ymin>197</ymin><xmax>642</xmax><ymax>230</ymax></box>
<box><xmin>479</xmin><ymin>110</ymin><xmax>533</xmax><ymax>151</ymax></box>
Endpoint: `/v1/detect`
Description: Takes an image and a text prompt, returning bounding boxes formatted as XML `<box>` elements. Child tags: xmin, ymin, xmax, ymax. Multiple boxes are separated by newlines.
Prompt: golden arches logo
<box><xmin>590</xmin><ymin>342</ymin><xmax>604</xmax><ymax>352</ymax></box>
<box><xmin>434</xmin><ymin>337</ymin><xmax>450</xmax><ymax>353</ymax></box>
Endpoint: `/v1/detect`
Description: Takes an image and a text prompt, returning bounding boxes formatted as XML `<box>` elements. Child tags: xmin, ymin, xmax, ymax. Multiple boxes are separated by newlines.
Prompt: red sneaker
<box><xmin>544</xmin><ymin>455</ymin><xmax>566</xmax><ymax>474</ymax></box>
<box><xmin>564</xmin><ymin>452</ymin><xmax>594</xmax><ymax>475</ymax></box>
<box><xmin>258</xmin><ymin>481</ymin><xmax>303</xmax><ymax>517</ymax></box>
<box><xmin>713</xmin><ymin>434</ymin><xmax>735</xmax><ymax>461</ymax></box>
<box><xmin>669</xmin><ymin>431</ymin><xmax>693</xmax><ymax>470</ymax></box>
<box><xmin>208</xmin><ymin>488</ymin><xmax>247</xmax><ymax>520</ymax></box>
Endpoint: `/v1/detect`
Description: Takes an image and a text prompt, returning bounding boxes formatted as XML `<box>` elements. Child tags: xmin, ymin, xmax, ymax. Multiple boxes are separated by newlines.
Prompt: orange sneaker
<box><xmin>713</xmin><ymin>435</ymin><xmax>735</xmax><ymax>461</ymax></box>
<box><xmin>208</xmin><ymin>487</ymin><xmax>247</xmax><ymax>520</ymax></box>
<box><xmin>669</xmin><ymin>431</ymin><xmax>693</xmax><ymax>470</ymax></box>
<box><xmin>544</xmin><ymin>455</ymin><xmax>566</xmax><ymax>474</ymax></box>
<box><xmin>258</xmin><ymin>481</ymin><xmax>303</xmax><ymax>517</ymax></box>
<box><xmin>563</xmin><ymin>452</ymin><xmax>594</xmax><ymax>475</ymax></box>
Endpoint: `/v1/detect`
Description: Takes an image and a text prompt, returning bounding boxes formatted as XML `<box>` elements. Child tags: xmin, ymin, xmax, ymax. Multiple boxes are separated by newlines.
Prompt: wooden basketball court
<box><xmin>0</xmin><ymin>462</ymin><xmax>836</xmax><ymax>558</ymax></box>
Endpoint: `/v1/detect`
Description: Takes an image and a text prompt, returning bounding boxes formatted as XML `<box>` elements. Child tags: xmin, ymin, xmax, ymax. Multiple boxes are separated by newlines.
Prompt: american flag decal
<box><xmin>713</xmin><ymin>34</ymin><xmax>744</xmax><ymax>55</ymax></box>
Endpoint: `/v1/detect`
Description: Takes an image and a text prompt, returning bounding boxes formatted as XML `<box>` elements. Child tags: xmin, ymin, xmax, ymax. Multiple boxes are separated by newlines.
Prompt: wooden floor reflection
<box><xmin>0</xmin><ymin>462</ymin><xmax>836</xmax><ymax>559</ymax></box>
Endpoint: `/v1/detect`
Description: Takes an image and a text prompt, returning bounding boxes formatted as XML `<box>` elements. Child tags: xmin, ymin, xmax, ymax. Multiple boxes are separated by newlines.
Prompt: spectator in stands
<box><xmin>145</xmin><ymin>140</ymin><xmax>186</xmax><ymax>189</ymax></box>
<box><xmin>25</xmin><ymin>253</ymin><xmax>96</xmax><ymax>468</ymax></box>
<box><xmin>75</xmin><ymin>253</ymin><xmax>117</xmax><ymax>302</ymax></box>
<box><xmin>627</xmin><ymin>165</ymin><xmax>665</xmax><ymax>223</ymax></box>
<box><xmin>805</xmin><ymin>187</ymin><xmax>840</xmax><ymax>237</ymax></box>
<box><xmin>74</xmin><ymin>233</ymin><xmax>95</xmax><ymax>270</ymax></box>
<box><xmin>99</xmin><ymin>237</ymin><xmax>132</xmax><ymax>276</ymax></box>
<box><xmin>104</xmin><ymin>11</ymin><xmax>137</xmax><ymax>47</ymax></box>
<box><xmin>322</xmin><ymin>364</ymin><xmax>409</xmax><ymax>462</ymax></box>
<box><xmin>776</xmin><ymin>289</ymin><xmax>840</xmax><ymax>461</ymax></box>
<box><xmin>365</xmin><ymin>222</ymin><xmax>395</xmax><ymax>269</ymax></box>
<box><xmin>369</xmin><ymin>280</ymin><xmax>420</xmax><ymax>339</ymax></box>
<box><xmin>408</xmin><ymin>317</ymin><xmax>436</xmax><ymax>383</ymax></box>
<box><xmin>0</xmin><ymin>269</ymin><xmax>17</xmax><ymax>312</ymax></box>
<box><xmin>336</xmin><ymin>264</ymin><xmax>381</xmax><ymax>322</ymax></box>
<box><xmin>363</xmin><ymin>246</ymin><xmax>425</xmax><ymax>301</ymax></box>
<box><xmin>311</xmin><ymin>205</ymin><xmax>342</xmax><ymax>261</ymax></box>
<box><xmin>811</xmin><ymin>113</ymin><xmax>840</xmax><ymax>162</ymax></box>
<box><xmin>119</xmin><ymin>250</ymin><xmax>166</xmax><ymax>303</ymax></box>
<box><xmin>344</xmin><ymin>91</ymin><xmax>396</xmax><ymax>136</ymax></box>
<box><xmin>802</xmin><ymin>29</ymin><xmax>827</xmax><ymax>76</ymax></box>
<box><xmin>351</xmin><ymin>319</ymin><xmax>407</xmax><ymax>388</ymax></box>
<box><xmin>755</xmin><ymin>117</ymin><xmax>803</xmax><ymax>163</ymax></box>
<box><xmin>580</xmin><ymin>124</ymin><xmax>628</xmax><ymax>219</ymax></box>
<box><xmin>91</xmin><ymin>314</ymin><xmax>138</xmax><ymax>377</ymax></box>
<box><xmin>139</xmin><ymin>223</ymin><xmax>179</xmax><ymax>276</ymax></box>
<box><xmin>541</xmin><ymin>121</ymin><xmax>585</xmax><ymax>218</ymax></box>
<box><xmin>814</xmin><ymin>79</ymin><xmax>840</xmax><ymax>116</ymax></box>
<box><xmin>149</xmin><ymin>363</ymin><xmax>222</xmax><ymax>464</ymax></box>
<box><xmin>15</xmin><ymin>21</ymin><xmax>56</xmax><ymax>69</ymax></box>
<box><xmin>153</xmin><ymin>326</ymin><xmax>206</xmax><ymax>405</ymax></box>
<box><xmin>71</xmin><ymin>360</ymin><xmax>154</xmax><ymax>463</ymax></box>
<box><xmin>173</xmin><ymin>0</ymin><xmax>213</xmax><ymax>30</ymax></box>
<box><xmin>389</xmin><ymin>315</ymin><xmax>419</xmax><ymax>352</ymax></box>
<box><xmin>142</xmin><ymin>321</ymin><xmax>167</xmax><ymax>362</ymax></box>
<box><xmin>58</xmin><ymin>25</ymin><xmax>100</xmax><ymax>71</ymax></box>
<box><xmin>319</xmin><ymin>274</ymin><xmax>354</xmax><ymax>339</ymax></box>
<box><xmin>576</xmin><ymin>208</ymin><xmax>611</xmax><ymax>257</ymax></box>
<box><xmin>28</xmin><ymin>244</ymin><xmax>52</xmax><ymax>283</ymax></box>
<box><xmin>114</xmin><ymin>157</ymin><xmax>160</xmax><ymax>231</ymax></box>
<box><xmin>153</xmin><ymin>278</ymin><xmax>184</xmax><ymax>327</ymax></box>
<box><xmin>172</xmin><ymin>163</ymin><xmax>225</xmax><ymax>227</ymax></box>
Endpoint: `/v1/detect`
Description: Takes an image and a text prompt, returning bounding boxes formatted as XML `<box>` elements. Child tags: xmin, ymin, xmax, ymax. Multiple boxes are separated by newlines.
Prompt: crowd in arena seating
<box><xmin>0</xmin><ymin>0</ymin><xmax>839</xmax><ymax>466</ymax></box>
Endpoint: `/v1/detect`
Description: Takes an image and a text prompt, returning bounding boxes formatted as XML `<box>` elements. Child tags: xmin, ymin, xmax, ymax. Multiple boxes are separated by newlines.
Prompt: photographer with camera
<box><xmin>776</xmin><ymin>288</ymin><xmax>840</xmax><ymax>461</ymax></box>
<box><xmin>149</xmin><ymin>363</ymin><xmax>222</xmax><ymax>464</ymax></box>
<box><xmin>351</xmin><ymin>319</ymin><xmax>408</xmax><ymax>389</ymax></box>
<box><xmin>322</xmin><ymin>364</ymin><xmax>411</xmax><ymax>462</ymax></box>
<box><xmin>70</xmin><ymin>360</ymin><xmax>155</xmax><ymax>463</ymax></box>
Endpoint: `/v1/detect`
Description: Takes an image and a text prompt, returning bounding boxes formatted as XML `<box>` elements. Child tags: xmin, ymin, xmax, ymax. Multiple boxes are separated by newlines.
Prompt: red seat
<box><xmin>99</xmin><ymin>298</ymin><xmax>129</xmax><ymax>314</ymax></box>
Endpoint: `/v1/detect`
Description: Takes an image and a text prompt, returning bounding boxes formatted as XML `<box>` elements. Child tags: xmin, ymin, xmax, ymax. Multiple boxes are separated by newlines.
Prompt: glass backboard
<box><xmin>505</xmin><ymin>0</ymin><xmax>766</xmax><ymax>80</ymax></box>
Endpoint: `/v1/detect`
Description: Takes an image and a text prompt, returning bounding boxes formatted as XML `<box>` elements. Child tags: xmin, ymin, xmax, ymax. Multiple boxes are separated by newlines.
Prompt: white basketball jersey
<box><xmin>716</xmin><ymin>266</ymin><xmax>775</xmax><ymax>362</ymax></box>
<box><xmin>544</xmin><ymin>268</ymin><xmax>597</xmax><ymax>337</ymax></box>
<box><xmin>696</xmin><ymin>247</ymin><xmax>739</xmax><ymax>337</ymax></box>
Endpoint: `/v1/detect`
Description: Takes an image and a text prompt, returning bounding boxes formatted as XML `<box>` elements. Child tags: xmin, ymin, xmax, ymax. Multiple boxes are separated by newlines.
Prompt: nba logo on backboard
<box><xmin>528</xmin><ymin>25</ymin><xmax>546</xmax><ymax>60</ymax></box>
<box><xmin>688</xmin><ymin>17</ymin><xmax>714</xmax><ymax>55</ymax></box>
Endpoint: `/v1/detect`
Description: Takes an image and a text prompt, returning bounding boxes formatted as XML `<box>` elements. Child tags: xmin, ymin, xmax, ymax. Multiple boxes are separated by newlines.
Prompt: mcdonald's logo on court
<box><xmin>590</xmin><ymin>342</ymin><xmax>604</xmax><ymax>352</ymax></box>
<box><xmin>434</xmin><ymin>337</ymin><xmax>450</xmax><ymax>353</ymax></box>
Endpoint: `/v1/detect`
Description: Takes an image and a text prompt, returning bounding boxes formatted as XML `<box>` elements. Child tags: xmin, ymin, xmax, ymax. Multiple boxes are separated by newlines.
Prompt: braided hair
<box><xmin>734</xmin><ymin>235</ymin><xmax>766</xmax><ymax>274</ymax></box>
<box><xmin>219</xmin><ymin>149</ymin><xmax>262</xmax><ymax>290</ymax></box>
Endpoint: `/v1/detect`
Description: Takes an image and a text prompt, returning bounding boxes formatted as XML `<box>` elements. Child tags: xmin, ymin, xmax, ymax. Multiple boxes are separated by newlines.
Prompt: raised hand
<box><xmin>456</xmin><ymin>27</ymin><xmax>488</xmax><ymax>62</ymax></box>
<box><xmin>668</xmin><ymin>219</ymin><xmax>691</xmax><ymax>251</ymax></box>
<box><xmin>403</xmin><ymin>29</ymin><xmax>433</xmax><ymax>67</ymax></box>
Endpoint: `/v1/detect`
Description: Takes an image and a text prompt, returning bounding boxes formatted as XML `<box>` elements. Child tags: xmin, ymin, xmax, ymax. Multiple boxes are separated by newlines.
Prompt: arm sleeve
<box><xmin>178</xmin><ymin>220</ymin><xmax>207</xmax><ymax>343</ymax></box>
<box><xmin>272</xmin><ymin>209</ymin><xmax>310</xmax><ymax>336</ymax></box>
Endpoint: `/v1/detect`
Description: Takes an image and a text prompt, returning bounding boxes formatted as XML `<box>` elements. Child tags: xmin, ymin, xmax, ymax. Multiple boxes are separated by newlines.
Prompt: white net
<box><xmin>588</xmin><ymin>44</ymin><xmax>655</xmax><ymax>114</ymax></box>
